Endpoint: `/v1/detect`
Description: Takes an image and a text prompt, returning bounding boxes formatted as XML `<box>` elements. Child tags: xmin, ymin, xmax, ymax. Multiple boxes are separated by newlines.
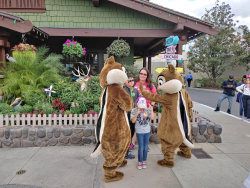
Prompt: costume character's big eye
<box><xmin>158</xmin><ymin>75</ymin><xmax>166</xmax><ymax>86</ymax></box>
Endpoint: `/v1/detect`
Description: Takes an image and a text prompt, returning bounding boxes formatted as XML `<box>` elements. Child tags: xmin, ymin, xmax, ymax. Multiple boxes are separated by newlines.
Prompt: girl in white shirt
<box><xmin>236</xmin><ymin>77</ymin><xmax>250</xmax><ymax>122</ymax></box>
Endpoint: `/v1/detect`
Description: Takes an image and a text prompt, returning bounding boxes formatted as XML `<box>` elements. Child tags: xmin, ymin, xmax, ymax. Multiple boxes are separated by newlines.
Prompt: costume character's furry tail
<box><xmin>91</xmin><ymin>87</ymin><xmax>108</xmax><ymax>158</ymax></box>
<box><xmin>179</xmin><ymin>92</ymin><xmax>194</xmax><ymax>148</ymax></box>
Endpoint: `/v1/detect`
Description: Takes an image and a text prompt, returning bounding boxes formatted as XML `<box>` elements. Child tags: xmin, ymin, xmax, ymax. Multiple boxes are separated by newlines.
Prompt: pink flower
<box><xmin>54</xmin><ymin>112</ymin><xmax>57</xmax><ymax>114</ymax></box>
<box><xmin>72</xmin><ymin>41</ymin><xmax>76</xmax><ymax>45</ymax></box>
<box><xmin>66</xmin><ymin>39</ymin><xmax>71</xmax><ymax>43</ymax></box>
<box><xmin>87</xmin><ymin>114</ymin><xmax>90</xmax><ymax>116</ymax></box>
<box><xmin>87</xmin><ymin>75</ymin><xmax>90</xmax><ymax>80</ymax></box>
<box><xmin>67</xmin><ymin>43</ymin><xmax>70</xmax><ymax>46</ymax></box>
<box><xmin>83</xmin><ymin>47</ymin><xmax>86</xmax><ymax>50</ymax></box>
<box><xmin>72</xmin><ymin>102</ymin><xmax>75</xmax><ymax>107</ymax></box>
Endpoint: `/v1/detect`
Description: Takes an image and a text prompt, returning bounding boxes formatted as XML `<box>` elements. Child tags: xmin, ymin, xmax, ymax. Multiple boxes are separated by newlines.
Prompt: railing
<box><xmin>0</xmin><ymin>0</ymin><xmax>45</xmax><ymax>9</ymax></box>
<box><xmin>0</xmin><ymin>110</ymin><xmax>199</xmax><ymax>127</ymax></box>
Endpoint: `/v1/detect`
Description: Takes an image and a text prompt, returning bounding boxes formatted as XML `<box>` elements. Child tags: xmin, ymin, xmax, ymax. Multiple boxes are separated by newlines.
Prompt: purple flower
<box><xmin>83</xmin><ymin>47</ymin><xmax>86</xmax><ymax>50</ymax></box>
<box><xmin>72</xmin><ymin>41</ymin><xmax>76</xmax><ymax>45</ymax></box>
<box><xmin>66</xmin><ymin>39</ymin><xmax>71</xmax><ymax>43</ymax></box>
<box><xmin>67</xmin><ymin>43</ymin><xmax>70</xmax><ymax>46</ymax></box>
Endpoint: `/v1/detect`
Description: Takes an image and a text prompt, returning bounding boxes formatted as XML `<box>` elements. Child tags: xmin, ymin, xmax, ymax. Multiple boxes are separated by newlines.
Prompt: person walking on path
<box><xmin>124</xmin><ymin>74</ymin><xmax>140</xmax><ymax>159</ymax></box>
<box><xmin>186</xmin><ymin>72</ymin><xmax>193</xmax><ymax>87</ymax></box>
<box><xmin>236</xmin><ymin>77</ymin><xmax>250</xmax><ymax>122</ymax></box>
<box><xmin>214</xmin><ymin>74</ymin><xmax>238</xmax><ymax>114</ymax></box>
<box><xmin>130</xmin><ymin>68</ymin><xmax>157</xmax><ymax>150</ymax></box>
<box><xmin>131</xmin><ymin>97</ymin><xmax>154</xmax><ymax>170</ymax></box>
<box><xmin>236</xmin><ymin>75</ymin><xmax>246</xmax><ymax>120</ymax></box>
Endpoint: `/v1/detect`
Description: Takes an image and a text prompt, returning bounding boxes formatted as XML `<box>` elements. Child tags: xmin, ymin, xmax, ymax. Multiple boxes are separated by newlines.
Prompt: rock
<box><xmin>82</xmin><ymin>138</ymin><xmax>92</xmax><ymax>144</ymax></box>
<box><xmin>37</xmin><ymin>128</ymin><xmax>46</xmax><ymax>138</ymax></box>
<box><xmin>22</xmin><ymin>127</ymin><xmax>28</xmax><ymax>139</ymax></box>
<box><xmin>43</xmin><ymin>137</ymin><xmax>49</xmax><ymax>141</ymax></box>
<box><xmin>13</xmin><ymin>139</ymin><xmax>21</xmax><ymax>148</ymax></box>
<box><xmin>208</xmin><ymin>140</ymin><xmax>214</xmax><ymax>143</ymax></box>
<box><xmin>4</xmin><ymin>129</ymin><xmax>10</xmax><ymax>139</ymax></box>
<box><xmin>214</xmin><ymin>135</ymin><xmax>222</xmax><ymax>143</ymax></box>
<box><xmin>0</xmin><ymin>129</ymin><xmax>4</xmax><ymax>137</ymax></box>
<box><xmin>47</xmin><ymin>128</ymin><xmax>53</xmax><ymax>139</ymax></box>
<box><xmin>2</xmin><ymin>139</ymin><xmax>13</xmax><ymax>147</ymax></box>
<box><xmin>204</xmin><ymin>133</ymin><xmax>210</xmax><ymax>140</ymax></box>
<box><xmin>48</xmin><ymin>138</ymin><xmax>58</xmax><ymax>146</ymax></box>
<box><xmin>75</xmin><ymin>125</ymin><xmax>85</xmax><ymax>128</ymax></box>
<box><xmin>22</xmin><ymin>140</ymin><xmax>34</xmax><ymax>147</ymax></box>
<box><xmin>198</xmin><ymin>121</ymin><xmax>207</xmax><ymax>135</ymax></box>
<box><xmin>0</xmin><ymin>140</ymin><xmax>2</xmax><ymax>148</ymax></box>
<box><xmin>92</xmin><ymin>138</ymin><xmax>96</xmax><ymax>144</ymax></box>
<box><xmin>151</xmin><ymin>125</ymin><xmax>156</xmax><ymax>134</ymax></box>
<box><xmin>35</xmin><ymin>139</ymin><xmax>47</xmax><ymax>147</ymax></box>
<box><xmin>191</xmin><ymin>123</ymin><xmax>198</xmax><ymax>137</ymax></box>
<box><xmin>155</xmin><ymin>127</ymin><xmax>158</xmax><ymax>134</ymax></box>
<box><xmin>28</xmin><ymin>136</ymin><xmax>35</xmax><ymax>141</ymax></box>
<box><xmin>10</xmin><ymin>129</ymin><xmax>22</xmax><ymax>138</ymax></box>
<box><xmin>149</xmin><ymin>134</ymin><xmax>160</xmax><ymax>144</ymax></box>
<box><xmin>207</xmin><ymin>122</ymin><xmax>215</xmax><ymax>135</ymax></box>
<box><xmin>91</xmin><ymin>127</ymin><xmax>95</xmax><ymax>137</ymax></box>
<box><xmin>61</xmin><ymin>127</ymin><xmax>73</xmax><ymax>136</ymax></box>
<box><xmin>83</xmin><ymin>127</ymin><xmax>92</xmax><ymax>137</ymax></box>
<box><xmin>59</xmin><ymin>137</ymin><xmax>69</xmax><ymax>145</ymax></box>
<box><xmin>54</xmin><ymin>127</ymin><xmax>61</xmax><ymax>138</ymax></box>
<box><xmin>28</xmin><ymin>128</ymin><xmax>36</xmax><ymax>136</ymax></box>
<box><xmin>195</xmin><ymin>135</ymin><xmax>207</xmax><ymax>143</ymax></box>
<box><xmin>213</xmin><ymin>124</ymin><xmax>222</xmax><ymax>135</ymax></box>
<box><xmin>70</xmin><ymin>134</ymin><xmax>82</xmax><ymax>144</ymax></box>
<box><xmin>73</xmin><ymin>129</ymin><xmax>83</xmax><ymax>134</ymax></box>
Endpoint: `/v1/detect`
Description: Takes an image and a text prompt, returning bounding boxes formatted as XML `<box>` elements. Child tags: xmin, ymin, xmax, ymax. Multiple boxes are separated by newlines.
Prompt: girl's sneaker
<box><xmin>129</xmin><ymin>143</ymin><xmax>135</xmax><ymax>149</ymax></box>
<box><xmin>244</xmin><ymin>118</ymin><xmax>250</xmax><ymax>123</ymax></box>
<box><xmin>241</xmin><ymin>116</ymin><xmax>246</xmax><ymax>121</ymax></box>
<box><xmin>137</xmin><ymin>162</ymin><xmax>142</xmax><ymax>170</ymax></box>
<box><xmin>142</xmin><ymin>162</ymin><xmax>147</xmax><ymax>169</ymax></box>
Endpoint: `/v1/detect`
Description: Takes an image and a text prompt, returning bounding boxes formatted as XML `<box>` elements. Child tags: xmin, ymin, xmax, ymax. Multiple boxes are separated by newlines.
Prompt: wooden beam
<box><xmin>146</xmin><ymin>38</ymin><xmax>165</xmax><ymax>50</ymax></box>
<box><xmin>0</xmin><ymin>28</ymin><xmax>11</xmax><ymax>37</ymax></box>
<box><xmin>173</xmin><ymin>23</ymin><xmax>184</xmax><ymax>33</ymax></box>
<box><xmin>143</xmin><ymin>57</ymin><xmax>146</xmax><ymax>68</ymax></box>
<box><xmin>107</xmin><ymin>0</ymin><xmax>220</xmax><ymax>36</ymax></box>
<box><xmin>148</xmin><ymin>57</ymin><xmax>151</xmax><ymax>74</ymax></box>
<box><xmin>0</xmin><ymin>47</ymin><xmax>6</xmax><ymax>62</ymax></box>
<box><xmin>0</xmin><ymin>9</ymin><xmax>46</xmax><ymax>13</ymax></box>
<box><xmin>0</xmin><ymin>19</ymin><xmax>33</xmax><ymax>33</ymax></box>
<box><xmin>40</xmin><ymin>28</ymin><xmax>175</xmax><ymax>37</ymax></box>
<box><xmin>92</xmin><ymin>0</ymin><xmax>100</xmax><ymax>7</ymax></box>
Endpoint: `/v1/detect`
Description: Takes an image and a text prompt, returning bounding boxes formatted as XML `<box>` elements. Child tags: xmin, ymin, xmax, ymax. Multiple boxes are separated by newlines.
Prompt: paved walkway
<box><xmin>0</xmin><ymin>102</ymin><xmax>249</xmax><ymax>188</ymax></box>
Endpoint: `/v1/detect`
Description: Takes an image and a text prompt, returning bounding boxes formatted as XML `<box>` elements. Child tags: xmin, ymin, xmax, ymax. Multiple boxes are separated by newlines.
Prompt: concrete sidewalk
<box><xmin>0</xmin><ymin>102</ymin><xmax>250</xmax><ymax>188</ymax></box>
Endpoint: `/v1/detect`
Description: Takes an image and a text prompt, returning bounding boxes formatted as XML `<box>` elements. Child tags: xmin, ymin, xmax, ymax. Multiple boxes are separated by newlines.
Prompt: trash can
<box><xmin>196</xmin><ymin>83</ymin><xmax>201</xmax><ymax>88</ymax></box>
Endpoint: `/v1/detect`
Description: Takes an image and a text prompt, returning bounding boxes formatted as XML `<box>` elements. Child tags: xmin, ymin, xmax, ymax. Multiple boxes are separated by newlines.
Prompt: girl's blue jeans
<box><xmin>136</xmin><ymin>132</ymin><xmax>150</xmax><ymax>162</ymax></box>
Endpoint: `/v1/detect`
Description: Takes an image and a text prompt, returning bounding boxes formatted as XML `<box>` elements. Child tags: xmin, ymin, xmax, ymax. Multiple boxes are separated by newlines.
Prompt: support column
<box><xmin>143</xmin><ymin>57</ymin><xmax>147</xmax><ymax>68</ymax></box>
<box><xmin>176</xmin><ymin>43</ymin><xmax>183</xmax><ymax>68</ymax></box>
<box><xmin>148</xmin><ymin>57</ymin><xmax>151</xmax><ymax>75</ymax></box>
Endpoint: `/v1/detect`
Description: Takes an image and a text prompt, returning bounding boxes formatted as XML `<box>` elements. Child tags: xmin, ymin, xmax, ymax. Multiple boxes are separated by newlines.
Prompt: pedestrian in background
<box><xmin>236</xmin><ymin>75</ymin><xmax>246</xmax><ymax>120</ymax></box>
<box><xmin>186</xmin><ymin>72</ymin><xmax>193</xmax><ymax>87</ymax></box>
<box><xmin>236</xmin><ymin>76</ymin><xmax>250</xmax><ymax>122</ymax></box>
<box><xmin>214</xmin><ymin>74</ymin><xmax>237</xmax><ymax>114</ymax></box>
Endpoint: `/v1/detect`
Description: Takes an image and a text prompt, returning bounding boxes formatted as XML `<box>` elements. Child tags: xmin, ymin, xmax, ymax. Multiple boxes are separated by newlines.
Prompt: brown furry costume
<box><xmin>139</xmin><ymin>64</ymin><xmax>194</xmax><ymax>168</ymax></box>
<box><xmin>91</xmin><ymin>56</ymin><xmax>133</xmax><ymax>182</ymax></box>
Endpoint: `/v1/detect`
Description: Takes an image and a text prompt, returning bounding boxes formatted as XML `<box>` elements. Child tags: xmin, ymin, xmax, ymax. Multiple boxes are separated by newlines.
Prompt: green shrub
<box><xmin>194</xmin><ymin>77</ymin><xmax>243</xmax><ymax>88</ymax></box>
<box><xmin>33</xmin><ymin>103</ymin><xmax>54</xmax><ymax>115</ymax></box>
<box><xmin>0</xmin><ymin>103</ymin><xmax>14</xmax><ymax>116</ymax></box>
<box><xmin>16</xmin><ymin>104</ymin><xmax>33</xmax><ymax>113</ymax></box>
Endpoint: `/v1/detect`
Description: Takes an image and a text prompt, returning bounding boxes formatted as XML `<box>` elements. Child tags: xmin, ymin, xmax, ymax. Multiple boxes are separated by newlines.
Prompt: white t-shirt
<box><xmin>236</xmin><ymin>84</ymin><xmax>250</xmax><ymax>96</ymax></box>
<box><xmin>130</xmin><ymin>108</ymin><xmax>151</xmax><ymax>134</ymax></box>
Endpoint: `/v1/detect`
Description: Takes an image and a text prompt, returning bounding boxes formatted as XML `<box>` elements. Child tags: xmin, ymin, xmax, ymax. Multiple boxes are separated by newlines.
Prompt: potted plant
<box><xmin>11</xmin><ymin>43</ymin><xmax>37</xmax><ymax>66</ymax></box>
<box><xmin>62</xmin><ymin>39</ymin><xmax>86</xmax><ymax>62</ymax></box>
<box><xmin>107</xmin><ymin>39</ymin><xmax>130</xmax><ymax>62</ymax></box>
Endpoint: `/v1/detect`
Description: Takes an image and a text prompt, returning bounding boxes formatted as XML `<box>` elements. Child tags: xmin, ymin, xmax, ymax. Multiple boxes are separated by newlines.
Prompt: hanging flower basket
<box><xmin>62</xmin><ymin>39</ymin><xmax>86</xmax><ymax>58</ymax></box>
<box><xmin>11</xmin><ymin>43</ymin><xmax>37</xmax><ymax>65</ymax></box>
<box><xmin>107</xmin><ymin>39</ymin><xmax>130</xmax><ymax>58</ymax></box>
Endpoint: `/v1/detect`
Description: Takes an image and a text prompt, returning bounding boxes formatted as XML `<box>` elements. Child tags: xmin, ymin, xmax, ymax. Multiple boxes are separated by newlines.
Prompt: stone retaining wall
<box><xmin>191</xmin><ymin>116</ymin><xmax>222</xmax><ymax>143</ymax></box>
<box><xmin>0</xmin><ymin>125</ymin><xmax>97</xmax><ymax>148</ymax></box>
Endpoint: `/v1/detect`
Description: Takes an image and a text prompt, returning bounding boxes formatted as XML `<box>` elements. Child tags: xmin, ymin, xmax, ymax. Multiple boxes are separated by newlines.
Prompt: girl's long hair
<box><xmin>135</xmin><ymin>67</ymin><xmax>153</xmax><ymax>90</ymax></box>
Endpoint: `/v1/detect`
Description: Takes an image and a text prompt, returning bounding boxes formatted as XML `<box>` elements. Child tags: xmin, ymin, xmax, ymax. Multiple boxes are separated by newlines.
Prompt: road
<box><xmin>186</xmin><ymin>88</ymin><xmax>241</xmax><ymax>118</ymax></box>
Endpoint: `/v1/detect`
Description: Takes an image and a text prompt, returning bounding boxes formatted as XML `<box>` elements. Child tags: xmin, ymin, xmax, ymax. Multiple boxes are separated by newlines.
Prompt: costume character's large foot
<box><xmin>177</xmin><ymin>151</ymin><xmax>191</xmax><ymax>159</ymax></box>
<box><xmin>104</xmin><ymin>171</ymin><xmax>124</xmax><ymax>183</ymax></box>
<box><xmin>157</xmin><ymin>159</ymin><xmax>174</xmax><ymax>168</ymax></box>
<box><xmin>120</xmin><ymin>159</ymin><xmax>128</xmax><ymax>167</ymax></box>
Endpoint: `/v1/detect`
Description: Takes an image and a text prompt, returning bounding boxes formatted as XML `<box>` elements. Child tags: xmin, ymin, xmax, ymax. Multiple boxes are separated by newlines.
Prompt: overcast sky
<box><xmin>151</xmin><ymin>0</ymin><xmax>250</xmax><ymax>28</ymax></box>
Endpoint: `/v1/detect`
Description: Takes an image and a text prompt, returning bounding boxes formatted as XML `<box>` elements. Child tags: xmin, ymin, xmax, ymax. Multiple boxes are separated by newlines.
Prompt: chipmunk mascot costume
<box><xmin>139</xmin><ymin>64</ymin><xmax>194</xmax><ymax>168</ymax></box>
<box><xmin>91</xmin><ymin>56</ymin><xmax>134</xmax><ymax>183</ymax></box>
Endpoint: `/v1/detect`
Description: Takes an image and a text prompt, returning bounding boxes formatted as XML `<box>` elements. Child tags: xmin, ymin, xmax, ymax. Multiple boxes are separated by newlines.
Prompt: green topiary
<box><xmin>107</xmin><ymin>39</ymin><xmax>130</xmax><ymax>58</ymax></box>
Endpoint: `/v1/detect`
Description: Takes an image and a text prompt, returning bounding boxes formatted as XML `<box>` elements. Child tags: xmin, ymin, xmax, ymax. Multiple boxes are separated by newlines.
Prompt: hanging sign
<box><xmin>157</xmin><ymin>54</ymin><xmax>183</xmax><ymax>60</ymax></box>
<box><xmin>155</xmin><ymin>67</ymin><xmax>183</xmax><ymax>74</ymax></box>
<box><xmin>166</xmin><ymin>45</ymin><xmax>176</xmax><ymax>54</ymax></box>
